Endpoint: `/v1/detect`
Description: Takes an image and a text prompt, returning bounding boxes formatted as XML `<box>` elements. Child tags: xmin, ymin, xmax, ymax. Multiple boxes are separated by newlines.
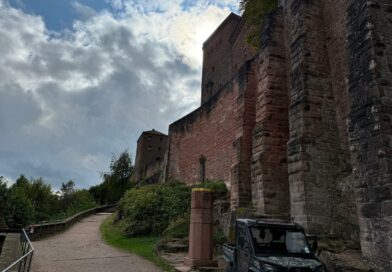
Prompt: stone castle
<box><xmin>160</xmin><ymin>0</ymin><xmax>391</xmax><ymax>266</ymax></box>
<box><xmin>133</xmin><ymin>129</ymin><xmax>168</xmax><ymax>183</ymax></box>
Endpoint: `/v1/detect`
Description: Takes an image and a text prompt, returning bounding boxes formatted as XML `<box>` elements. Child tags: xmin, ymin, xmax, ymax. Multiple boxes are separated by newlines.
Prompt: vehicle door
<box><xmin>236</xmin><ymin>225</ymin><xmax>252</xmax><ymax>271</ymax></box>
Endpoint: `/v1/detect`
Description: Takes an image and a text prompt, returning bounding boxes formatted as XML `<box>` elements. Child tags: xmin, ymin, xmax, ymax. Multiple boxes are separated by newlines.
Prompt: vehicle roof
<box><xmin>236</xmin><ymin>218</ymin><xmax>304</xmax><ymax>230</ymax></box>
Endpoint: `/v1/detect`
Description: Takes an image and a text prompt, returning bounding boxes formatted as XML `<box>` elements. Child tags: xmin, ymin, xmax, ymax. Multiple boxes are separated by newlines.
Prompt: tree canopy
<box><xmin>0</xmin><ymin>150</ymin><xmax>133</xmax><ymax>228</ymax></box>
<box><xmin>0</xmin><ymin>175</ymin><xmax>96</xmax><ymax>228</ymax></box>
<box><xmin>89</xmin><ymin>150</ymin><xmax>134</xmax><ymax>204</ymax></box>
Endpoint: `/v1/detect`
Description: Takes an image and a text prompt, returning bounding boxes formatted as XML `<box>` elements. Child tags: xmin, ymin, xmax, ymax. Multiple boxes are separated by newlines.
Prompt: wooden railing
<box><xmin>26</xmin><ymin>203</ymin><xmax>117</xmax><ymax>241</ymax></box>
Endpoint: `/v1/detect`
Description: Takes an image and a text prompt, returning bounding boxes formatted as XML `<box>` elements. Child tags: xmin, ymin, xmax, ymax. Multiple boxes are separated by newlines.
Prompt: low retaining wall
<box><xmin>26</xmin><ymin>204</ymin><xmax>117</xmax><ymax>241</ymax></box>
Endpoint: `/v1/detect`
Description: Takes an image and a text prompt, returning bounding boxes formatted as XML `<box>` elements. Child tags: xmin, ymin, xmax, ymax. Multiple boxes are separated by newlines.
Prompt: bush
<box><xmin>196</xmin><ymin>180</ymin><xmax>228</xmax><ymax>199</ymax></box>
<box><xmin>117</xmin><ymin>180</ymin><xmax>228</xmax><ymax>237</ymax></box>
<box><xmin>213</xmin><ymin>227</ymin><xmax>227</xmax><ymax>247</ymax></box>
<box><xmin>118</xmin><ymin>182</ymin><xmax>192</xmax><ymax>236</ymax></box>
<box><xmin>163</xmin><ymin>212</ymin><xmax>190</xmax><ymax>238</ymax></box>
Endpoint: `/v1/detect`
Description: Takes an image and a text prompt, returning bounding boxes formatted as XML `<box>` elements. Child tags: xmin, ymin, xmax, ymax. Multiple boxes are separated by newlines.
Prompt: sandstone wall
<box><xmin>321</xmin><ymin>0</ymin><xmax>360</xmax><ymax>244</ymax></box>
<box><xmin>201</xmin><ymin>14</ymin><xmax>240</xmax><ymax>104</ymax></box>
<box><xmin>251</xmin><ymin>9</ymin><xmax>290</xmax><ymax>217</ymax></box>
<box><xmin>347</xmin><ymin>0</ymin><xmax>392</xmax><ymax>264</ymax></box>
<box><xmin>164</xmin><ymin>0</ymin><xmax>392</xmax><ymax>265</ymax></box>
<box><xmin>283</xmin><ymin>0</ymin><xmax>342</xmax><ymax>236</ymax></box>
<box><xmin>166</xmin><ymin>62</ymin><xmax>256</xmax><ymax>208</ymax></box>
<box><xmin>231</xmin><ymin>20</ymin><xmax>256</xmax><ymax>78</ymax></box>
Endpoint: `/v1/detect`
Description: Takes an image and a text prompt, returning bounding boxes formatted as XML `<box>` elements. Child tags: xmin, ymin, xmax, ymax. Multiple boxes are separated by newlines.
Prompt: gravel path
<box><xmin>30</xmin><ymin>213</ymin><xmax>162</xmax><ymax>272</ymax></box>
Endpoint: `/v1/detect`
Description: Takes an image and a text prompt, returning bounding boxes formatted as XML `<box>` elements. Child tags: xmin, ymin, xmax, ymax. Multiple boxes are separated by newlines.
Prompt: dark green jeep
<box><xmin>223</xmin><ymin>219</ymin><xmax>326</xmax><ymax>272</ymax></box>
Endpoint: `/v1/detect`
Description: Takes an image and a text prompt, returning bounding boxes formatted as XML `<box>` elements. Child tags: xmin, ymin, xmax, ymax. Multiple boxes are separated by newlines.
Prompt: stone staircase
<box><xmin>0</xmin><ymin>233</ymin><xmax>22</xmax><ymax>271</ymax></box>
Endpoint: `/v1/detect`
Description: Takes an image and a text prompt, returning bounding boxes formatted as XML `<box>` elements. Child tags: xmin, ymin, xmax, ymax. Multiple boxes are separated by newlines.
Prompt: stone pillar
<box><xmin>284</xmin><ymin>0</ymin><xmax>343</xmax><ymax>236</ymax></box>
<box><xmin>184</xmin><ymin>188</ymin><xmax>218</xmax><ymax>268</ymax></box>
<box><xmin>347</xmin><ymin>0</ymin><xmax>392</xmax><ymax>265</ymax></box>
<box><xmin>230</xmin><ymin>61</ymin><xmax>256</xmax><ymax>210</ymax></box>
<box><xmin>251</xmin><ymin>8</ymin><xmax>290</xmax><ymax>217</ymax></box>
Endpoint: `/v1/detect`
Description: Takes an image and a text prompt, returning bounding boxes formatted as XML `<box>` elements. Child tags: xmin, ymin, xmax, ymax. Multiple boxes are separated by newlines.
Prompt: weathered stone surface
<box><xmin>251</xmin><ymin>8</ymin><xmax>290</xmax><ymax>218</ymax></box>
<box><xmin>163</xmin><ymin>0</ymin><xmax>392</xmax><ymax>267</ymax></box>
<box><xmin>347</xmin><ymin>0</ymin><xmax>392</xmax><ymax>266</ymax></box>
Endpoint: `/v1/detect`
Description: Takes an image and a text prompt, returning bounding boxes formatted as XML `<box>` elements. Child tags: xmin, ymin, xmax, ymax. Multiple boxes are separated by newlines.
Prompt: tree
<box><xmin>90</xmin><ymin>150</ymin><xmax>134</xmax><ymax>204</ymax></box>
<box><xmin>28</xmin><ymin>178</ymin><xmax>57</xmax><ymax>222</ymax></box>
<box><xmin>61</xmin><ymin>180</ymin><xmax>76</xmax><ymax>196</ymax></box>
<box><xmin>107</xmin><ymin>151</ymin><xmax>134</xmax><ymax>184</ymax></box>
<box><xmin>0</xmin><ymin>177</ymin><xmax>8</xmax><ymax>227</ymax></box>
<box><xmin>1</xmin><ymin>174</ymin><xmax>96</xmax><ymax>227</ymax></box>
<box><xmin>5</xmin><ymin>175</ymin><xmax>57</xmax><ymax>226</ymax></box>
<box><xmin>240</xmin><ymin>0</ymin><xmax>279</xmax><ymax>48</ymax></box>
<box><xmin>5</xmin><ymin>177</ymin><xmax>34</xmax><ymax>228</ymax></box>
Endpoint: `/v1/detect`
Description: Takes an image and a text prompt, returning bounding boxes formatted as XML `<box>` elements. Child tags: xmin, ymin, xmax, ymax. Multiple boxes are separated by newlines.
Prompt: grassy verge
<box><xmin>100</xmin><ymin>215</ymin><xmax>174</xmax><ymax>272</ymax></box>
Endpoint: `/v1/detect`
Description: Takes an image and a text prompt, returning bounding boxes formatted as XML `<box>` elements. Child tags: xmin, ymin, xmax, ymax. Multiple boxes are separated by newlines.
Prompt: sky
<box><xmin>0</xmin><ymin>0</ymin><xmax>239</xmax><ymax>189</ymax></box>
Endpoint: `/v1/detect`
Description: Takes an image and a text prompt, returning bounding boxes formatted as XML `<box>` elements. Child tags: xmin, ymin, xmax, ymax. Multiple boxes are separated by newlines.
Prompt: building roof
<box><xmin>236</xmin><ymin>218</ymin><xmax>303</xmax><ymax>230</ymax></box>
<box><xmin>202</xmin><ymin>12</ymin><xmax>241</xmax><ymax>48</ymax></box>
<box><xmin>137</xmin><ymin>129</ymin><xmax>167</xmax><ymax>142</ymax></box>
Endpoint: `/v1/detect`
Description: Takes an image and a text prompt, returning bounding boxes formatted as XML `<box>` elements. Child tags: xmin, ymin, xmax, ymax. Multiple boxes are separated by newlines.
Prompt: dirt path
<box><xmin>31</xmin><ymin>213</ymin><xmax>162</xmax><ymax>272</ymax></box>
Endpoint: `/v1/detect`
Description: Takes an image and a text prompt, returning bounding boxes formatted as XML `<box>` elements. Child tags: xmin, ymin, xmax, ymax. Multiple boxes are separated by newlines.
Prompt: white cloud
<box><xmin>0</xmin><ymin>0</ymin><xmax>237</xmax><ymax>188</ymax></box>
<box><xmin>71</xmin><ymin>1</ymin><xmax>98</xmax><ymax>19</ymax></box>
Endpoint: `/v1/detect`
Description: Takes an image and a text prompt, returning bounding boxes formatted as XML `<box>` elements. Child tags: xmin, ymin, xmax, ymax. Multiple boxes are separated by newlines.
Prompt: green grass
<box><xmin>100</xmin><ymin>215</ymin><xmax>174</xmax><ymax>272</ymax></box>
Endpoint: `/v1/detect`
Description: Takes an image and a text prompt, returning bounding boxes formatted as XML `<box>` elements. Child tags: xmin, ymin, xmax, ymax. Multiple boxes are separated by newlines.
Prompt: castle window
<box><xmin>212</xmin><ymin>66</ymin><xmax>215</xmax><ymax>72</ymax></box>
<box><xmin>158</xmin><ymin>147</ymin><xmax>161</xmax><ymax>151</ymax></box>
<box><xmin>148</xmin><ymin>145</ymin><xmax>152</xmax><ymax>151</ymax></box>
<box><xmin>205</xmin><ymin>80</ymin><xmax>214</xmax><ymax>95</ymax></box>
<box><xmin>148</xmin><ymin>136</ymin><xmax>152</xmax><ymax>141</ymax></box>
<box><xmin>199</xmin><ymin>156</ymin><xmax>206</xmax><ymax>183</ymax></box>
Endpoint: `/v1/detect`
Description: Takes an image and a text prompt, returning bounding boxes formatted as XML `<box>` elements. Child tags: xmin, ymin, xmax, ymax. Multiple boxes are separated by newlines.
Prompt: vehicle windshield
<box><xmin>250</xmin><ymin>226</ymin><xmax>311</xmax><ymax>255</ymax></box>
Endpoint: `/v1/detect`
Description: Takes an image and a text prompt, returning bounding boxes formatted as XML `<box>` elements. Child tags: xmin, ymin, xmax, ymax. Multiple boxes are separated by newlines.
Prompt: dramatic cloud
<box><xmin>0</xmin><ymin>0</ymin><xmax>238</xmax><ymax>189</ymax></box>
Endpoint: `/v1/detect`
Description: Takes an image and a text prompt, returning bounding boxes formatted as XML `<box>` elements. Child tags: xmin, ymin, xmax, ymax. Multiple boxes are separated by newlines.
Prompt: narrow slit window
<box><xmin>199</xmin><ymin>156</ymin><xmax>206</xmax><ymax>183</ymax></box>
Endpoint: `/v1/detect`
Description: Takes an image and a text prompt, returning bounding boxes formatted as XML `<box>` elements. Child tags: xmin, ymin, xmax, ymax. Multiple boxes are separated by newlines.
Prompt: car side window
<box><xmin>237</xmin><ymin>227</ymin><xmax>250</xmax><ymax>251</ymax></box>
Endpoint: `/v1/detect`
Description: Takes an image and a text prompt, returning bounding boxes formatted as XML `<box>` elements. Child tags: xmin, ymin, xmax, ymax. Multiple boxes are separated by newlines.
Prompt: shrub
<box><xmin>118</xmin><ymin>182</ymin><xmax>192</xmax><ymax>236</ymax></box>
<box><xmin>117</xmin><ymin>180</ymin><xmax>228</xmax><ymax>237</ymax></box>
<box><xmin>213</xmin><ymin>227</ymin><xmax>227</xmax><ymax>248</ymax></box>
<box><xmin>163</xmin><ymin>212</ymin><xmax>190</xmax><ymax>239</ymax></box>
<box><xmin>197</xmin><ymin>180</ymin><xmax>228</xmax><ymax>199</ymax></box>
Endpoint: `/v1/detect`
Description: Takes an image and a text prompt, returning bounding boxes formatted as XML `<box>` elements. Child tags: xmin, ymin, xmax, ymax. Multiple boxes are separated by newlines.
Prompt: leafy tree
<box><xmin>240</xmin><ymin>0</ymin><xmax>279</xmax><ymax>48</ymax></box>
<box><xmin>90</xmin><ymin>150</ymin><xmax>134</xmax><ymax>204</ymax></box>
<box><xmin>5</xmin><ymin>175</ymin><xmax>32</xmax><ymax>227</ymax></box>
<box><xmin>14</xmin><ymin>174</ymin><xmax>29</xmax><ymax>189</ymax></box>
<box><xmin>69</xmin><ymin>190</ymin><xmax>96</xmax><ymax>212</ymax></box>
<box><xmin>5</xmin><ymin>175</ymin><xmax>57</xmax><ymax>226</ymax></box>
<box><xmin>61</xmin><ymin>180</ymin><xmax>76</xmax><ymax>196</ymax></box>
<box><xmin>0</xmin><ymin>174</ymin><xmax>98</xmax><ymax>227</ymax></box>
<box><xmin>56</xmin><ymin>180</ymin><xmax>96</xmax><ymax>218</ymax></box>
<box><xmin>59</xmin><ymin>180</ymin><xmax>76</xmax><ymax>210</ymax></box>
<box><xmin>0</xmin><ymin>177</ymin><xmax>8</xmax><ymax>227</ymax></box>
<box><xmin>28</xmin><ymin>178</ymin><xmax>58</xmax><ymax>222</ymax></box>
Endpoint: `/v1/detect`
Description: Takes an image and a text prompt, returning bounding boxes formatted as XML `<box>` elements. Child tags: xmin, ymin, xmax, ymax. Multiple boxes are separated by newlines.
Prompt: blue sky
<box><xmin>8</xmin><ymin>0</ymin><xmax>238</xmax><ymax>31</ymax></box>
<box><xmin>9</xmin><ymin>0</ymin><xmax>113</xmax><ymax>30</ymax></box>
<box><xmin>0</xmin><ymin>0</ymin><xmax>238</xmax><ymax>189</ymax></box>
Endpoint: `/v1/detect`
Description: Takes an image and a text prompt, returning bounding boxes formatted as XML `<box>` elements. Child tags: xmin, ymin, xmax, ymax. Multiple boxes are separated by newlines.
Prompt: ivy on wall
<box><xmin>240</xmin><ymin>0</ymin><xmax>279</xmax><ymax>48</ymax></box>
